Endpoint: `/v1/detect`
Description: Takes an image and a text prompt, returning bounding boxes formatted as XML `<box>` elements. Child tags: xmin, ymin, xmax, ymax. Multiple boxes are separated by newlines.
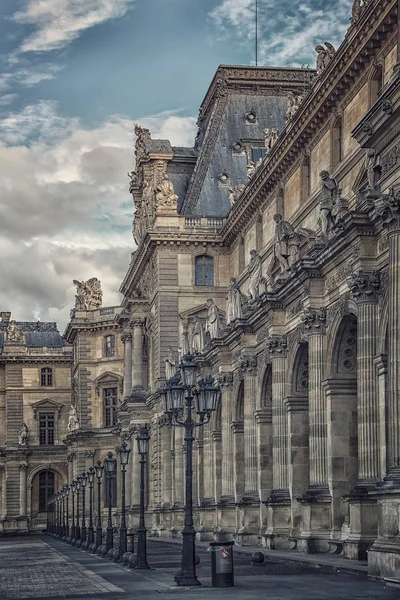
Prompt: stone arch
<box><xmin>259</xmin><ymin>364</ymin><xmax>272</xmax><ymax>408</ymax></box>
<box><xmin>28</xmin><ymin>465</ymin><xmax>67</xmax><ymax>529</ymax></box>
<box><xmin>235</xmin><ymin>379</ymin><xmax>244</xmax><ymax>421</ymax></box>
<box><xmin>332</xmin><ymin>315</ymin><xmax>358</xmax><ymax>379</ymax></box>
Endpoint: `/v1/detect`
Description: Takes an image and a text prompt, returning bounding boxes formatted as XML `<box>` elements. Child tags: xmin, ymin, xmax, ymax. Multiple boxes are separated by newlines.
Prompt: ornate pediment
<box><xmin>93</xmin><ymin>371</ymin><xmax>123</xmax><ymax>396</ymax></box>
<box><xmin>32</xmin><ymin>399</ymin><xmax>63</xmax><ymax>419</ymax></box>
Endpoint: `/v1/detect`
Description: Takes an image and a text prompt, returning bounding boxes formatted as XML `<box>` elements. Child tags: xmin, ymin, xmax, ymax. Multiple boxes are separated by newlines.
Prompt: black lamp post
<box><xmin>71</xmin><ymin>480</ymin><xmax>76</xmax><ymax>541</ymax></box>
<box><xmin>95</xmin><ymin>461</ymin><xmax>104</xmax><ymax>549</ymax></box>
<box><xmin>104</xmin><ymin>451</ymin><xmax>117</xmax><ymax>552</ymax></box>
<box><xmin>136</xmin><ymin>425</ymin><xmax>150</xmax><ymax>569</ymax></box>
<box><xmin>75</xmin><ymin>476</ymin><xmax>81</xmax><ymax>542</ymax></box>
<box><xmin>65</xmin><ymin>485</ymin><xmax>70</xmax><ymax>538</ymax></box>
<box><xmin>117</xmin><ymin>441</ymin><xmax>131</xmax><ymax>557</ymax></box>
<box><xmin>80</xmin><ymin>472</ymin><xmax>88</xmax><ymax>543</ymax></box>
<box><xmin>87</xmin><ymin>467</ymin><xmax>95</xmax><ymax>546</ymax></box>
<box><xmin>57</xmin><ymin>493</ymin><xmax>61</xmax><ymax>537</ymax></box>
<box><xmin>62</xmin><ymin>488</ymin><xmax>66</xmax><ymax>538</ymax></box>
<box><xmin>162</xmin><ymin>356</ymin><xmax>220</xmax><ymax>587</ymax></box>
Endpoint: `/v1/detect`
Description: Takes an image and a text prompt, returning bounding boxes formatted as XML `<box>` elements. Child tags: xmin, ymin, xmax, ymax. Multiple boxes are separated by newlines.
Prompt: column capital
<box><xmin>131</xmin><ymin>318</ymin><xmax>145</xmax><ymax>329</ymax></box>
<box><xmin>300</xmin><ymin>307</ymin><xmax>327</xmax><ymax>335</ymax></box>
<box><xmin>266</xmin><ymin>335</ymin><xmax>288</xmax><ymax>358</ymax></box>
<box><xmin>121</xmin><ymin>332</ymin><xmax>132</xmax><ymax>343</ymax></box>
<box><xmin>19</xmin><ymin>463</ymin><xmax>28</xmax><ymax>472</ymax></box>
<box><xmin>239</xmin><ymin>356</ymin><xmax>258</xmax><ymax>374</ymax></box>
<box><xmin>378</xmin><ymin>188</ymin><xmax>400</xmax><ymax>233</ymax></box>
<box><xmin>215</xmin><ymin>371</ymin><xmax>234</xmax><ymax>388</ymax></box>
<box><xmin>348</xmin><ymin>270</ymin><xmax>381</xmax><ymax>303</ymax></box>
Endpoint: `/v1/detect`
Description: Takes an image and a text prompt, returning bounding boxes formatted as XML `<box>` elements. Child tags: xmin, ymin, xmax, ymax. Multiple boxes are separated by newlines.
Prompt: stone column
<box><xmin>300</xmin><ymin>309</ymin><xmax>330</xmax><ymax>499</ymax></box>
<box><xmin>130</xmin><ymin>443</ymin><xmax>141</xmax><ymax>507</ymax></box>
<box><xmin>173</xmin><ymin>428</ymin><xmax>184</xmax><ymax>507</ymax></box>
<box><xmin>19</xmin><ymin>464</ymin><xmax>28</xmax><ymax>516</ymax></box>
<box><xmin>132</xmin><ymin>320</ymin><xmax>144</xmax><ymax>390</ymax></box>
<box><xmin>202</xmin><ymin>421</ymin><xmax>214</xmax><ymax>504</ymax></box>
<box><xmin>267</xmin><ymin>336</ymin><xmax>290</xmax><ymax>500</ymax></box>
<box><xmin>240</xmin><ymin>356</ymin><xmax>259</xmax><ymax>500</ymax></box>
<box><xmin>122</xmin><ymin>332</ymin><xmax>133</xmax><ymax>397</ymax></box>
<box><xmin>216</xmin><ymin>373</ymin><xmax>234</xmax><ymax>503</ymax></box>
<box><xmin>349</xmin><ymin>271</ymin><xmax>381</xmax><ymax>487</ymax></box>
<box><xmin>161</xmin><ymin>424</ymin><xmax>172</xmax><ymax>507</ymax></box>
<box><xmin>0</xmin><ymin>466</ymin><xmax>5</xmax><ymax>517</ymax></box>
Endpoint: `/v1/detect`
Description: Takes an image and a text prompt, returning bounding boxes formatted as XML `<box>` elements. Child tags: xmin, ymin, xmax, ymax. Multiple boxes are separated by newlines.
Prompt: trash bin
<box><xmin>209</xmin><ymin>541</ymin><xmax>234</xmax><ymax>587</ymax></box>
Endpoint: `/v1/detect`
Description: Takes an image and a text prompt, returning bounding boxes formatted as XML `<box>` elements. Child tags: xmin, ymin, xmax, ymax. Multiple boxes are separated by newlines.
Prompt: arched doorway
<box><xmin>29</xmin><ymin>467</ymin><xmax>65</xmax><ymax>531</ymax></box>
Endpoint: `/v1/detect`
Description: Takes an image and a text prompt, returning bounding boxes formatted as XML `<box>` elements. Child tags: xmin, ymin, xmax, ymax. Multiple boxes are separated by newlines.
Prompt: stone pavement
<box><xmin>0</xmin><ymin>535</ymin><xmax>398</xmax><ymax>600</ymax></box>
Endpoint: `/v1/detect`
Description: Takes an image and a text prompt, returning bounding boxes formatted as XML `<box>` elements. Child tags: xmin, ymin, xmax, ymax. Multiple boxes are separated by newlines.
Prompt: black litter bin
<box><xmin>209</xmin><ymin>541</ymin><xmax>234</xmax><ymax>587</ymax></box>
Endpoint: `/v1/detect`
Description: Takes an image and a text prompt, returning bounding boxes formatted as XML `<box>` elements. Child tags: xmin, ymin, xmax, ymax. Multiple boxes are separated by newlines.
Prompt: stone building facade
<box><xmin>116</xmin><ymin>0</ymin><xmax>400</xmax><ymax>585</ymax></box>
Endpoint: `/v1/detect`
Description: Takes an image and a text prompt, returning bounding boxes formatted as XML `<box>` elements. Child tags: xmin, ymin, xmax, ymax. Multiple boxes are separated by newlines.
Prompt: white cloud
<box><xmin>0</xmin><ymin>101</ymin><xmax>196</xmax><ymax>330</ymax></box>
<box><xmin>13</xmin><ymin>0</ymin><xmax>136</xmax><ymax>53</ymax></box>
<box><xmin>0</xmin><ymin>64</ymin><xmax>63</xmax><ymax>92</ymax></box>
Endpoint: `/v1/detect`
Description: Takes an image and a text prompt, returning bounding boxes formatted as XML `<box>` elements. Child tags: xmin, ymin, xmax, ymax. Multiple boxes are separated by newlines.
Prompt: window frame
<box><xmin>39</xmin><ymin>470</ymin><xmax>55</xmax><ymax>511</ymax></box>
<box><xmin>103</xmin><ymin>387</ymin><xmax>118</xmax><ymax>428</ymax></box>
<box><xmin>104</xmin><ymin>334</ymin><xmax>116</xmax><ymax>358</ymax></box>
<box><xmin>40</xmin><ymin>367</ymin><xmax>53</xmax><ymax>387</ymax></box>
<box><xmin>38</xmin><ymin>412</ymin><xmax>55</xmax><ymax>446</ymax></box>
<box><xmin>194</xmin><ymin>255</ymin><xmax>214</xmax><ymax>287</ymax></box>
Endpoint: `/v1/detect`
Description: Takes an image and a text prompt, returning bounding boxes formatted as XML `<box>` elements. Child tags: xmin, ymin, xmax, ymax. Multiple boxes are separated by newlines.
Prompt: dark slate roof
<box><xmin>0</xmin><ymin>321</ymin><xmax>64</xmax><ymax>348</ymax></box>
<box><xmin>172</xmin><ymin>147</ymin><xmax>197</xmax><ymax>158</ymax></box>
<box><xmin>144</xmin><ymin>139</ymin><xmax>173</xmax><ymax>154</ymax></box>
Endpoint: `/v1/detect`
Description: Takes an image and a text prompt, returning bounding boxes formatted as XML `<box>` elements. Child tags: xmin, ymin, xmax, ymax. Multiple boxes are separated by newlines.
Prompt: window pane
<box><xmin>39</xmin><ymin>470</ymin><xmax>55</xmax><ymax>511</ymax></box>
<box><xmin>39</xmin><ymin>413</ymin><xmax>54</xmax><ymax>445</ymax></box>
<box><xmin>104</xmin><ymin>388</ymin><xmax>118</xmax><ymax>427</ymax></box>
<box><xmin>251</xmin><ymin>147</ymin><xmax>266</xmax><ymax>163</ymax></box>
<box><xmin>105</xmin><ymin>335</ymin><xmax>115</xmax><ymax>357</ymax></box>
<box><xmin>195</xmin><ymin>255</ymin><xmax>214</xmax><ymax>286</ymax></box>
<box><xmin>41</xmin><ymin>368</ymin><xmax>53</xmax><ymax>386</ymax></box>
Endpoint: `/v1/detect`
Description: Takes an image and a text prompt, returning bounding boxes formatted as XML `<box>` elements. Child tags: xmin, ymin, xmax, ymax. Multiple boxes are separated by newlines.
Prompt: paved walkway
<box><xmin>0</xmin><ymin>535</ymin><xmax>397</xmax><ymax>600</ymax></box>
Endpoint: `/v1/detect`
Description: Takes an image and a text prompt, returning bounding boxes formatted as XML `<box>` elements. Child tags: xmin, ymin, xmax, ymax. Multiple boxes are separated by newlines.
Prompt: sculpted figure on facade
<box><xmin>192</xmin><ymin>317</ymin><xmax>205</xmax><ymax>354</ymax></box>
<box><xmin>272</xmin><ymin>214</ymin><xmax>311</xmax><ymax>273</ymax></box>
<box><xmin>350</xmin><ymin>0</ymin><xmax>362</xmax><ymax>24</ymax></box>
<box><xmin>73</xmin><ymin>278</ymin><xmax>103</xmax><ymax>310</ymax></box>
<box><xmin>5</xmin><ymin>320</ymin><xmax>25</xmax><ymax>344</ymax></box>
<box><xmin>228</xmin><ymin>185</ymin><xmax>245</xmax><ymax>207</ymax></box>
<box><xmin>67</xmin><ymin>404</ymin><xmax>80</xmax><ymax>433</ymax></box>
<box><xmin>248</xmin><ymin>249</ymin><xmax>262</xmax><ymax>303</ymax></box>
<box><xmin>319</xmin><ymin>170</ymin><xmax>339</xmax><ymax>236</ymax></box>
<box><xmin>365</xmin><ymin>148</ymin><xmax>381</xmax><ymax>193</ymax></box>
<box><xmin>18</xmin><ymin>423</ymin><xmax>28</xmax><ymax>446</ymax></box>
<box><xmin>128</xmin><ymin>170</ymin><xmax>139</xmax><ymax>194</ymax></box>
<box><xmin>247</xmin><ymin>161</ymin><xmax>256</xmax><ymax>179</ymax></box>
<box><xmin>134</xmin><ymin>123</ymin><xmax>151</xmax><ymax>161</ymax></box>
<box><xmin>155</xmin><ymin>174</ymin><xmax>178</xmax><ymax>208</ymax></box>
<box><xmin>315</xmin><ymin>43</ymin><xmax>336</xmax><ymax>75</ymax></box>
<box><xmin>165</xmin><ymin>347</ymin><xmax>177</xmax><ymax>381</ymax></box>
<box><xmin>264</xmin><ymin>127</ymin><xmax>279</xmax><ymax>152</ymax></box>
<box><xmin>205</xmin><ymin>299</ymin><xmax>221</xmax><ymax>340</ymax></box>
<box><xmin>286</xmin><ymin>92</ymin><xmax>302</xmax><ymax>122</ymax></box>
<box><xmin>226</xmin><ymin>277</ymin><xmax>243</xmax><ymax>324</ymax></box>
<box><xmin>180</xmin><ymin>330</ymin><xmax>190</xmax><ymax>358</ymax></box>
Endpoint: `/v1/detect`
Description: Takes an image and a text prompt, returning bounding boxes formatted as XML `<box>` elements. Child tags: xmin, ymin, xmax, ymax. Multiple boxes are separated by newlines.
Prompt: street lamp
<box><xmin>136</xmin><ymin>425</ymin><xmax>150</xmax><ymax>569</ymax></box>
<box><xmin>57</xmin><ymin>493</ymin><xmax>62</xmax><ymax>537</ymax></box>
<box><xmin>75</xmin><ymin>476</ymin><xmax>81</xmax><ymax>544</ymax></box>
<box><xmin>162</xmin><ymin>356</ymin><xmax>220</xmax><ymax>586</ymax></box>
<box><xmin>61</xmin><ymin>489</ymin><xmax>66</xmax><ymax>538</ymax></box>
<box><xmin>117</xmin><ymin>441</ymin><xmax>131</xmax><ymax>557</ymax></box>
<box><xmin>87</xmin><ymin>467</ymin><xmax>95</xmax><ymax>547</ymax></box>
<box><xmin>71</xmin><ymin>480</ymin><xmax>76</xmax><ymax>541</ymax></box>
<box><xmin>95</xmin><ymin>461</ymin><xmax>104</xmax><ymax>549</ymax></box>
<box><xmin>104</xmin><ymin>451</ymin><xmax>117</xmax><ymax>552</ymax></box>
<box><xmin>80</xmin><ymin>472</ymin><xmax>88</xmax><ymax>545</ymax></box>
<box><xmin>65</xmin><ymin>485</ymin><xmax>70</xmax><ymax>539</ymax></box>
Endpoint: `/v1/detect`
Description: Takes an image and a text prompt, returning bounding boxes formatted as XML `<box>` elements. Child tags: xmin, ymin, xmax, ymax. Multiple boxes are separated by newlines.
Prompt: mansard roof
<box><xmin>0</xmin><ymin>321</ymin><xmax>64</xmax><ymax>348</ymax></box>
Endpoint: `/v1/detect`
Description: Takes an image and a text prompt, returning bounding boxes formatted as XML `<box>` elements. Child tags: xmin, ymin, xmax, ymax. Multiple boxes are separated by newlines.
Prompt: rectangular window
<box><xmin>41</xmin><ymin>368</ymin><xmax>53</xmax><ymax>386</ymax></box>
<box><xmin>39</xmin><ymin>413</ymin><xmax>55</xmax><ymax>445</ymax></box>
<box><xmin>195</xmin><ymin>255</ymin><xmax>214</xmax><ymax>286</ymax></box>
<box><xmin>104</xmin><ymin>388</ymin><xmax>118</xmax><ymax>427</ymax></box>
<box><xmin>39</xmin><ymin>471</ymin><xmax>55</xmax><ymax>511</ymax></box>
<box><xmin>251</xmin><ymin>147</ymin><xmax>266</xmax><ymax>163</ymax></box>
<box><xmin>105</xmin><ymin>335</ymin><xmax>116</xmax><ymax>357</ymax></box>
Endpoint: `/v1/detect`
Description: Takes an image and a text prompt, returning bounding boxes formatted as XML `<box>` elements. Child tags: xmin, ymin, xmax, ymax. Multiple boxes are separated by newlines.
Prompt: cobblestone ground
<box><xmin>0</xmin><ymin>536</ymin><xmax>399</xmax><ymax>600</ymax></box>
<box><xmin>0</xmin><ymin>538</ymin><xmax>123</xmax><ymax>599</ymax></box>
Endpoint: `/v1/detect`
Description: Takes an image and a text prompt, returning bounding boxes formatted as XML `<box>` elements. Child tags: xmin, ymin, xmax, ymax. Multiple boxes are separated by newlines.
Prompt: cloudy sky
<box><xmin>0</xmin><ymin>0</ymin><xmax>353</xmax><ymax>332</ymax></box>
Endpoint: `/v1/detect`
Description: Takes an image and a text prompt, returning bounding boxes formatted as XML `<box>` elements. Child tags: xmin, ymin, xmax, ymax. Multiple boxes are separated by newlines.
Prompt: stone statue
<box><xmin>128</xmin><ymin>170</ymin><xmax>139</xmax><ymax>194</ymax></box>
<box><xmin>226</xmin><ymin>278</ymin><xmax>243</xmax><ymax>324</ymax></box>
<box><xmin>247</xmin><ymin>161</ymin><xmax>256</xmax><ymax>179</ymax></box>
<box><xmin>5</xmin><ymin>321</ymin><xmax>25</xmax><ymax>344</ymax></box>
<box><xmin>73</xmin><ymin>278</ymin><xmax>103</xmax><ymax>310</ymax></box>
<box><xmin>67</xmin><ymin>405</ymin><xmax>80</xmax><ymax>433</ymax></box>
<box><xmin>265</xmin><ymin>128</ymin><xmax>279</xmax><ymax>152</ymax></box>
<box><xmin>286</xmin><ymin>92</ymin><xmax>302</xmax><ymax>121</ymax></box>
<box><xmin>248</xmin><ymin>249</ymin><xmax>262</xmax><ymax>303</ymax></box>
<box><xmin>165</xmin><ymin>347</ymin><xmax>177</xmax><ymax>381</ymax></box>
<box><xmin>319</xmin><ymin>171</ymin><xmax>338</xmax><ymax>236</ymax></box>
<box><xmin>181</xmin><ymin>331</ymin><xmax>190</xmax><ymax>357</ymax></box>
<box><xmin>155</xmin><ymin>174</ymin><xmax>178</xmax><ymax>208</ymax></box>
<box><xmin>315</xmin><ymin>43</ymin><xmax>336</xmax><ymax>75</ymax></box>
<box><xmin>228</xmin><ymin>185</ymin><xmax>245</xmax><ymax>207</ymax></box>
<box><xmin>365</xmin><ymin>148</ymin><xmax>380</xmax><ymax>192</ymax></box>
<box><xmin>134</xmin><ymin>123</ymin><xmax>151</xmax><ymax>160</ymax></box>
<box><xmin>273</xmin><ymin>214</ymin><xmax>301</xmax><ymax>272</ymax></box>
<box><xmin>18</xmin><ymin>423</ymin><xmax>28</xmax><ymax>446</ymax></box>
<box><xmin>350</xmin><ymin>0</ymin><xmax>362</xmax><ymax>24</ymax></box>
<box><xmin>192</xmin><ymin>317</ymin><xmax>205</xmax><ymax>354</ymax></box>
<box><xmin>205</xmin><ymin>299</ymin><xmax>221</xmax><ymax>340</ymax></box>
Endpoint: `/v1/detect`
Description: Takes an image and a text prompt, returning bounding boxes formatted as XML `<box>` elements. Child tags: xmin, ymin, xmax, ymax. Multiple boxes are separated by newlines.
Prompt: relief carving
<box><xmin>73</xmin><ymin>278</ymin><xmax>102</xmax><ymax>310</ymax></box>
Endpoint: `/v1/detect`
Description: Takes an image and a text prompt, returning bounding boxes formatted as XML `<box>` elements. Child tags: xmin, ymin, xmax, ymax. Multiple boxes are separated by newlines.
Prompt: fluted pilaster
<box><xmin>19</xmin><ymin>464</ymin><xmax>28</xmax><ymax>516</ymax></box>
<box><xmin>122</xmin><ymin>332</ymin><xmax>132</xmax><ymax>397</ymax></box>
<box><xmin>215</xmin><ymin>372</ymin><xmax>234</xmax><ymax>502</ymax></box>
<box><xmin>240</xmin><ymin>356</ymin><xmax>259</xmax><ymax>499</ymax></box>
<box><xmin>132</xmin><ymin>319</ymin><xmax>144</xmax><ymax>389</ymax></box>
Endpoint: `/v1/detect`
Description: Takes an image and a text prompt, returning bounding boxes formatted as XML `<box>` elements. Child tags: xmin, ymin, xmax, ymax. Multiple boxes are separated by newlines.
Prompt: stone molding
<box><xmin>348</xmin><ymin>270</ymin><xmax>381</xmax><ymax>303</ymax></box>
<box><xmin>300</xmin><ymin>307</ymin><xmax>327</xmax><ymax>335</ymax></box>
<box><xmin>266</xmin><ymin>335</ymin><xmax>288</xmax><ymax>358</ymax></box>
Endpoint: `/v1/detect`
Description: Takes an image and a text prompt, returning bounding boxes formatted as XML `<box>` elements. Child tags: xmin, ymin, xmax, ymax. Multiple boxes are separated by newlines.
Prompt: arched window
<box><xmin>41</xmin><ymin>367</ymin><xmax>53</xmax><ymax>387</ymax></box>
<box><xmin>332</xmin><ymin>116</ymin><xmax>343</xmax><ymax>168</ymax></box>
<box><xmin>195</xmin><ymin>255</ymin><xmax>214</xmax><ymax>286</ymax></box>
<box><xmin>370</xmin><ymin>65</ymin><xmax>383</xmax><ymax>106</ymax></box>
<box><xmin>39</xmin><ymin>471</ymin><xmax>55</xmax><ymax>511</ymax></box>
<box><xmin>104</xmin><ymin>387</ymin><xmax>118</xmax><ymax>427</ymax></box>
<box><xmin>104</xmin><ymin>335</ymin><xmax>116</xmax><ymax>357</ymax></box>
<box><xmin>300</xmin><ymin>156</ymin><xmax>311</xmax><ymax>202</ymax></box>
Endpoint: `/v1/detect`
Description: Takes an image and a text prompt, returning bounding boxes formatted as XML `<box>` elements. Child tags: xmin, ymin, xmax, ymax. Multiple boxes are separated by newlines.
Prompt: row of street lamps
<box><xmin>47</xmin><ymin>355</ymin><xmax>220</xmax><ymax>586</ymax></box>
<box><xmin>47</xmin><ymin>425</ymin><xmax>150</xmax><ymax>569</ymax></box>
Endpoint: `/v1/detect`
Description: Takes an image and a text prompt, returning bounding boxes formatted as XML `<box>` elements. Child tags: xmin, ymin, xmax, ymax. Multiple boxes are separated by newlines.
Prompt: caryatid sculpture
<box><xmin>319</xmin><ymin>171</ymin><xmax>338</xmax><ymax>236</ymax></box>
<box><xmin>192</xmin><ymin>317</ymin><xmax>205</xmax><ymax>354</ymax></box>
<box><xmin>165</xmin><ymin>347</ymin><xmax>177</xmax><ymax>381</ymax></box>
<box><xmin>248</xmin><ymin>249</ymin><xmax>262</xmax><ymax>303</ymax></box>
<box><xmin>73</xmin><ymin>278</ymin><xmax>103</xmax><ymax>310</ymax></box>
<box><xmin>205</xmin><ymin>299</ymin><xmax>221</xmax><ymax>340</ymax></box>
<box><xmin>226</xmin><ymin>278</ymin><xmax>243</xmax><ymax>324</ymax></box>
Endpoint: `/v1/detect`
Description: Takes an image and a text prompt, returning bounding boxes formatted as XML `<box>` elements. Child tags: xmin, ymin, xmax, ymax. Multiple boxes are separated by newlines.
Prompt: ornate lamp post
<box><xmin>80</xmin><ymin>472</ymin><xmax>88</xmax><ymax>544</ymax></box>
<box><xmin>136</xmin><ymin>425</ymin><xmax>150</xmax><ymax>569</ymax></box>
<box><xmin>117</xmin><ymin>441</ymin><xmax>131</xmax><ymax>557</ymax></box>
<box><xmin>57</xmin><ymin>493</ymin><xmax>61</xmax><ymax>537</ymax></box>
<box><xmin>61</xmin><ymin>489</ymin><xmax>66</xmax><ymax>538</ymax></box>
<box><xmin>95</xmin><ymin>461</ymin><xmax>104</xmax><ymax>549</ymax></box>
<box><xmin>104</xmin><ymin>451</ymin><xmax>117</xmax><ymax>552</ymax></box>
<box><xmin>87</xmin><ymin>467</ymin><xmax>95</xmax><ymax>546</ymax></box>
<box><xmin>65</xmin><ymin>485</ymin><xmax>70</xmax><ymax>538</ymax></box>
<box><xmin>161</xmin><ymin>357</ymin><xmax>220</xmax><ymax>586</ymax></box>
<box><xmin>71</xmin><ymin>480</ymin><xmax>76</xmax><ymax>541</ymax></box>
<box><xmin>75</xmin><ymin>476</ymin><xmax>81</xmax><ymax>543</ymax></box>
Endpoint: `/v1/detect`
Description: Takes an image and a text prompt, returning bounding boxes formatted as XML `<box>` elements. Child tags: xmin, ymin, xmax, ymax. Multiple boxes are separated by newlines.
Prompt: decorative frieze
<box><xmin>348</xmin><ymin>271</ymin><xmax>381</xmax><ymax>303</ymax></box>
<box><xmin>325</xmin><ymin>261</ymin><xmax>353</xmax><ymax>292</ymax></box>
<box><xmin>300</xmin><ymin>308</ymin><xmax>327</xmax><ymax>334</ymax></box>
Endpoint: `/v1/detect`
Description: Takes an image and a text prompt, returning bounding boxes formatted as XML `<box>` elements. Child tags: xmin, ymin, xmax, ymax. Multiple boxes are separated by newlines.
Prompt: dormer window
<box><xmin>105</xmin><ymin>335</ymin><xmax>116</xmax><ymax>357</ymax></box>
<box><xmin>41</xmin><ymin>367</ymin><xmax>53</xmax><ymax>387</ymax></box>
